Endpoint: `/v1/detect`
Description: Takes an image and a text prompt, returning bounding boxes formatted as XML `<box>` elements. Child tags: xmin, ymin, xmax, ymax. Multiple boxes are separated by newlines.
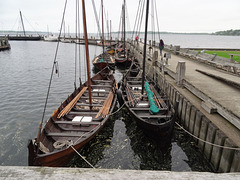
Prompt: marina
<box><xmin>0</xmin><ymin>40</ymin><xmax>215</xmax><ymax>171</ymax></box>
<box><xmin>1</xmin><ymin>0</ymin><xmax>240</xmax><ymax>178</ymax></box>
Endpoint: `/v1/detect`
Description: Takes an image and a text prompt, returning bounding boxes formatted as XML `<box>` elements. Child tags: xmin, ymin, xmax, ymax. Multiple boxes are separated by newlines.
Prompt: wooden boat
<box><xmin>97</xmin><ymin>41</ymin><xmax>117</xmax><ymax>47</ymax></box>
<box><xmin>92</xmin><ymin>0</ymin><xmax>115</xmax><ymax>71</ymax></box>
<box><xmin>118</xmin><ymin>0</ymin><xmax>175</xmax><ymax>139</ymax></box>
<box><xmin>92</xmin><ymin>52</ymin><xmax>115</xmax><ymax>70</ymax></box>
<box><xmin>119</xmin><ymin>61</ymin><xmax>175</xmax><ymax>138</ymax></box>
<box><xmin>8</xmin><ymin>11</ymin><xmax>41</xmax><ymax>41</ymax></box>
<box><xmin>115</xmin><ymin>49</ymin><xmax>132</xmax><ymax>66</ymax></box>
<box><xmin>8</xmin><ymin>35</ymin><xmax>41</xmax><ymax>41</ymax></box>
<box><xmin>28</xmin><ymin>0</ymin><xmax>117</xmax><ymax>167</ymax></box>
<box><xmin>28</xmin><ymin>67</ymin><xmax>117</xmax><ymax>166</ymax></box>
<box><xmin>114</xmin><ymin>0</ymin><xmax>132</xmax><ymax>67</ymax></box>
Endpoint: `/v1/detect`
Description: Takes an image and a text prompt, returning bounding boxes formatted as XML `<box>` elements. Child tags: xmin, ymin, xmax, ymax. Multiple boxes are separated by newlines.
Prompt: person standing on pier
<box><xmin>135</xmin><ymin>35</ymin><xmax>139</xmax><ymax>44</ymax></box>
<box><xmin>159</xmin><ymin>39</ymin><xmax>164</xmax><ymax>56</ymax></box>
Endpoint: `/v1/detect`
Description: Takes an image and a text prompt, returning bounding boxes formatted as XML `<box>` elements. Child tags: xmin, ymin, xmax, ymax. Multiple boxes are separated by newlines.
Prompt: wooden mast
<box><xmin>81</xmin><ymin>0</ymin><xmax>92</xmax><ymax>109</ymax></box>
<box><xmin>141</xmin><ymin>0</ymin><xmax>150</xmax><ymax>95</ymax></box>
<box><xmin>110</xmin><ymin>20</ymin><xmax>112</xmax><ymax>42</ymax></box>
<box><xmin>19</xmin><ymin>11</ymin><xmax>26</xmax><ymax>36</ymax></box>
<box><xmin>101</xmin><ymin>0</ymin><xmax>105</xmax><ymax>55</ymax></box>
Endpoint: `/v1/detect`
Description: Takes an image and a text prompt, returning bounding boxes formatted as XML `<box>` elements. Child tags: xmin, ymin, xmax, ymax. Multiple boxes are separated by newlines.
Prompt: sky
<box><xmin>0</xmin><ymin>0</ymin><xmax>240</xmax><ymax>34</ymax></box>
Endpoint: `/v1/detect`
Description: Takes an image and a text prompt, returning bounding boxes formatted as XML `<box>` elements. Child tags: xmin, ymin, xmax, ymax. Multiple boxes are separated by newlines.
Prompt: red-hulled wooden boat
<box><xmin>92</xmin><ymin>52</ymin><xmax>115</xmax><ymax>70</ymax></box>
<box><xmin>28</xmin><ymin>67</ymin><xmax>117</xmax><ymax>166</ymax></box>
<box><xmin>28</xmin><ymin>0</ymin><xmax>117</xmax><ymax>167</ymax></box>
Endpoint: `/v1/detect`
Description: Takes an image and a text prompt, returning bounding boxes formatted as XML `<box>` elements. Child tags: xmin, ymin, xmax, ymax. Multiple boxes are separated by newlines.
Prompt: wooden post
<box><xmin>176</xmin><ymin>61</ymin><xmax>186</xmax><ymax>87</ymax></box>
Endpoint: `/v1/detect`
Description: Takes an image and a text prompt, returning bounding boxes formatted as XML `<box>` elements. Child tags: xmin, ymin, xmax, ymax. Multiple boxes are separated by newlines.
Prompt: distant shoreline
<box><xmin>1</xmin><ymin>30</ymin><xmax>239</xmax><ymax>36</ymax></box>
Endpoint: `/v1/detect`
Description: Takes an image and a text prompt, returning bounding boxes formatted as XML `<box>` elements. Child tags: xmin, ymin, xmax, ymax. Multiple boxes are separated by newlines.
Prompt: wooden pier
<box><xmin>130</xmin><ymin>40</ymin><xmax>240</xmax><ymax>172</ymax></box>
<box><xmin>0</xmin><ymin>37</ymin><xmax>10</xmax><ymax>51</ymax></box>
<box><xmin>1</xmin><ymin>166</ymin><xmax>240</xmax><ymax>179</ymax></box>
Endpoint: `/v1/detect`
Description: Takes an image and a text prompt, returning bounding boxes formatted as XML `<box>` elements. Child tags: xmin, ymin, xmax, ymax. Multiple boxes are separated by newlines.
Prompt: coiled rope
<box><xmin>175</xmin><ymin>122</ymin><xmax>240</xmax><ymax>151</ymax></box>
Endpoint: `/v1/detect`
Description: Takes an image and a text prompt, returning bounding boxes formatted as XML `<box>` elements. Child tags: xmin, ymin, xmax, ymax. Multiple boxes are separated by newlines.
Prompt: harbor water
<box><xmin>0</xmin><ymin>34</ymin><xmax>239</xmax><ymax>170</ymax></box>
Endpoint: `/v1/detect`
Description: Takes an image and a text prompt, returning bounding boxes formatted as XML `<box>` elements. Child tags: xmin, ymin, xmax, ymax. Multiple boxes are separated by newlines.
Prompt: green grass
<box><xmin>200</xmin><ymin>51</ymin><xmax>240</xmax><ymax>63</ymax></box>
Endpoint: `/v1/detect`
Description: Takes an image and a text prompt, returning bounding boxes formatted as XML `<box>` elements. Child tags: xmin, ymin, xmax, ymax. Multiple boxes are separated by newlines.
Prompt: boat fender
<box><xmin>117</xmin><ymin>81</ymin><xmax>121</xmax><ymax>89</ymax></box>
<box><xmin>116</xmin><ymin>89</ymin><xmax>124</xmax><ymax>106</ymax></box>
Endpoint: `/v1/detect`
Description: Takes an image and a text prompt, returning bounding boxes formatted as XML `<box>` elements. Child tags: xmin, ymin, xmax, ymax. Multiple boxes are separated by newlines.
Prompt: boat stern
<box><xmin>27</xmin><ymin>139</ymin><xmax>38</xmax><ymax>166</ymax></box>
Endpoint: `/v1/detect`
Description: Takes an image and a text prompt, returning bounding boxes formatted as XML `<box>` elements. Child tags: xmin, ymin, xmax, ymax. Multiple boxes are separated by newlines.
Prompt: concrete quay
<box><xmin>1</xmin><ymin>166</ymin><xmax>240</xmax><ymax>180</ymax></box>
<box><xmin>131</xmin><ymin>41</ymin><xmax>240</xmax><ymax>172</ymax></box>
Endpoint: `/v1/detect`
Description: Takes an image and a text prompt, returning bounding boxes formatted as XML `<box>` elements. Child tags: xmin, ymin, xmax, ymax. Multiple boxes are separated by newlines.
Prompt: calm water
<box><xmin>1</xmin><ymin>34</ymin><xmax>235</xmax><ymax>170</ymax></box>
<box><xmin>130</xmin><ymin>33</ymin><xmax>240</xmax><ymax>49</ymax></box>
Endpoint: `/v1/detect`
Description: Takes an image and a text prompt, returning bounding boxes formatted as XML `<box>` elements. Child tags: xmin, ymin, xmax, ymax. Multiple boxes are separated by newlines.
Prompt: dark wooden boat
<box><xmin>28</xmin><ymin>66</ymin><xmax>117</xmax><ymax>166</ymax></box>
<box><xmin>119</xmin><ymin>62</ymin><xmax>175</xmax><ymax>138</ymax></box>
<box><xmin>92</xmin><ymin>0</ymin><xmax>115</xmax><ymax>71</ymax></box>
<box><xmin>115</xmin><ymin>49</ymin><xmax>132</xmax><ymax>67</ymax></box>
<box><xmin>92</xmin><ymin>52</ymin><xmax>115</xmax><ymax>70</ymax></box>
<box><xmin>118</xmin><ymin>0</ymin><xmax>175</xmax><ymax>139</ymax></box>
<box><xmin>28</xmin><ymin>0</ymin><xmax>117</xmax><ymax>167</ymax></box>
<box><xmin>114</xmin><ymin>0</ymin><xmax>132</xmax><ymax>67</ymax></box>
<box><xmin>8</xmin><ymin>11</ymin><xmax>41</xmax><ymax>41</ymax></box>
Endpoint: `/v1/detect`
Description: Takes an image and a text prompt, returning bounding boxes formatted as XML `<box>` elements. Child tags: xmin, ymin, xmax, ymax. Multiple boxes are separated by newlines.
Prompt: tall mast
<box><xmin>141</xmin><ymin>0</ymin><xmax>150</xmax><ymax>95</ymax></box>
<box><xmin>81</xmin><ymin>0</ymin><xmax>92</xmax><ymax>109</ymax></box>
<box><xmin>110</xmin><ymin>20</ymin><xmax>112</xmax><ymax>41</ymax></box>
<box><xmin>101</xmin><ymin>0</ymin><xmax>105</xmax><ymax>53</ymax></box>
<box><xmin>19</xmin><ymin>11</ymin><xmax>26</xmax><ymax>36</ymax></box>
<box><xmin>123</xmin><ymin>0</ymin><xmax>126</xmax><ymax>58</ymax></box>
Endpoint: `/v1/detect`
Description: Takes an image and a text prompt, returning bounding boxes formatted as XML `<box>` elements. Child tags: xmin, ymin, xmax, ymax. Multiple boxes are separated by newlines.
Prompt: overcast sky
<box><xmin>0</xmin><ymin>0</ymin><xmax>240</xmax><ymax>34</ymax></box>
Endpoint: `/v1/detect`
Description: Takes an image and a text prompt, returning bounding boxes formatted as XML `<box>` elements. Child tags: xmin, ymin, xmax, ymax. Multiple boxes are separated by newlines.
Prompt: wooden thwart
<box><xmin>57</xmin><ymin>87</ymin><xmax>88</xmax><ymax>118</ymax></box>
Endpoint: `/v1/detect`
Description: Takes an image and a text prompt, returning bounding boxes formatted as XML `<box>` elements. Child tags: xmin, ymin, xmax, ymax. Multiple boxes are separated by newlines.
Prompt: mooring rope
<box><xmin>108</xmin><ymin>100</ymin><xmax>127</xmax><ymax>116</ymax></box>
<box><xmin>70</xmin><ymin>145</ymin><xmax>95</xmax><ymax>168</ymax></box>
<box><xmin>175</xmin><ymin>122</ymin><xmax>240</xmax><ymax>151</ymax></box>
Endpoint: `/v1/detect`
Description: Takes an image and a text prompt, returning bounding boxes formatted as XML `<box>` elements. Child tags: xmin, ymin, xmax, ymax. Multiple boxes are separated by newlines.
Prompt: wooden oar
<box><xmin>150</xmin><ymin>85</ymin><xmax>168</xmax><ymax>108</ymax></box>
<box><xmin>95</xmin><ymin>90</ymin><xmax>114</xmax><ymax>118</ymax></box>
<box><xmin>57</xmin><ymin>87</ymin><xmax>88</xmax><ymax>118</ymax></box>
<box><xmin>95</xmin><ymin>81</ymin><xmax>116</xmax><ymax>118</ymax></box>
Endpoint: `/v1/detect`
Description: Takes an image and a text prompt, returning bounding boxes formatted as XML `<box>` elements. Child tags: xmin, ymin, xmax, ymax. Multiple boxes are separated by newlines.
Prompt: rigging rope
<box><xmin>22</xmin><ymin>13</ymin><xmax>41</xmax><ymax>36</ymax></box>
<box><xmin>125</xmin><ymin>1</ymin><xmax>131</xmax><ymax>36</ymax></box>
<box><xmin>153</xmin><ymin>0</ymin><xmax>161</xmax><ymax>42</ymax></box>
<box><xmin>117</xmin><ymin>5</ymin><xmax>123</xmax><ymax>42</ymax></box>
<box><xmin>131</xmin><ymin>0</ymin><xmax>142</xmax><ymax>40</ymax></box>
<box><xmin>137</xmin><ymin>0</ymin><xmax>145</xmax><ymax>36</ymax></box>
<box><xmin>91</xmin><ymin>0</ymin><xmax>102</xmax><ymax>38</ymax></box>
<box><xmin>40</xmin><ymin>0</ymin><xmax>67</xmax><ymax>125</ymax></box>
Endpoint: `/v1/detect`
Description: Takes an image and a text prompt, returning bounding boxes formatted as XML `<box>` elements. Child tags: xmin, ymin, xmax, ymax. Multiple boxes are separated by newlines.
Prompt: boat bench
<box><xmin>47</xmin><ymin>132</ymin><xmax>86</xmax><ymax>137</ymax></box>
<box><xmin>76</xmin><ymin>103</ymin><xmax>103</xmax><ymax>107</ymax></box>
<box><xmin>91</xmin><ymin>84</ymin><xmax>112</xmax><ymax>88</ymax></box>
<box><xmin>68</xmin><ymin>111</ymin><xmax>98</xmax><ymax>115</ymax></box>
<box><xmin>92</xmin><ymin>79</ymin><xmax>113</xmax><ymax>83</ymax></box>
<box><xmin>53</xmin><ymin>121</ymin><xmax>100</xmax><ymax>125</ymax></box>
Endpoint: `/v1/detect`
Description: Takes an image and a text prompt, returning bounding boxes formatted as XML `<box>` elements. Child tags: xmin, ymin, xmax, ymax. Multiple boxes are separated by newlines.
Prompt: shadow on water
<box><xmin>69</xmin><ymin>107</ymin><xmax>214</xmax><ymax>171</ymax></box>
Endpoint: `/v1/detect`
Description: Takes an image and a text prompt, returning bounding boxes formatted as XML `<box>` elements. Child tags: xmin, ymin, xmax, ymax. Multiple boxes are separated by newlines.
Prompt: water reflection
<box><xmin>69</xmin><ymin>107</ymin><xmax>213</xmax><ymax>171</ymax></box>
